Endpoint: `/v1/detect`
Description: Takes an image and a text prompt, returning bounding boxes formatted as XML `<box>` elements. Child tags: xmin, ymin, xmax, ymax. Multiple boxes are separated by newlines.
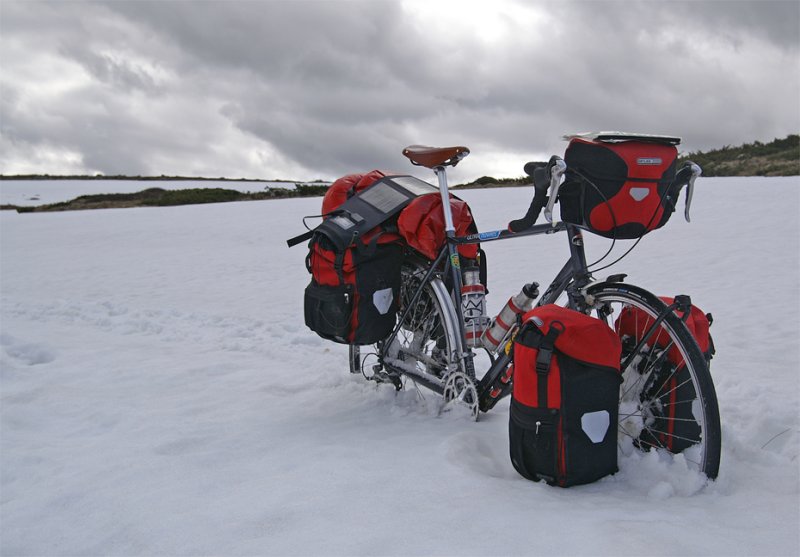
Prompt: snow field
<box><xmin>1</xmin><ymin>177</ymin><xmax>798</xmax><ymax>555</ymax></box>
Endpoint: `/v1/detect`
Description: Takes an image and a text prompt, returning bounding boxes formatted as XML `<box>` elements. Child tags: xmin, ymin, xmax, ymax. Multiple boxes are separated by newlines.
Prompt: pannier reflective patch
<box><xmin>373</xmin><ymin>288</ymin><xmax>394</xmax><ymax>315</ymax></box>
<box><xmin>636</xmin><ymin>157</ymin><xmax>663</xmax><ymax>165</ymax></box>
<box><xmin>629</xmin><ymin>187</ymin><xmax>650</xmax><ymax>201</ymax></box>
<box><xmin>581</xmin><ymin>410</ymin><xmax>610</xmax><ymax>443</ymax></box>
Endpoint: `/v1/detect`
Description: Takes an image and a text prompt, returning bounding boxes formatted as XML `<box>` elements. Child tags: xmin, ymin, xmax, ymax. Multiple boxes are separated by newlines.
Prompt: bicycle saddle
<box><xmin>402</xmin><ymin>145</ymin><xmax>470</xmax><ymax>168</ymax></box>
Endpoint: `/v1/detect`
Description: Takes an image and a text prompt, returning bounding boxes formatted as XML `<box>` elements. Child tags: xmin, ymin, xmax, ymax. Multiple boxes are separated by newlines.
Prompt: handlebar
<box><xmin>507</xmin><ymin>156</ymin><xmax>565</xmax><ymax>232</ymax></box>
<box><xmin>509</xmin><ymin>157</ymin><xmax>702</xmax><ymax>232</ymax></box>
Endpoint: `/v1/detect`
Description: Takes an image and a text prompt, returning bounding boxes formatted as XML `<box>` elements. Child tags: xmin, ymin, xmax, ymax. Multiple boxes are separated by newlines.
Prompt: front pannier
<box><xmin>559</xmin><ymin>137</ymin><xmax>680</xmax><ymax>239</ymax></box>
<box><xmin>509</xmin><ymin>305</ymin><xmax>622</xmax><ymax>487</ymax></box>
<box><xmin>615</xmin><ymin>298</ymin><xmax>714</xmax><ymax>453</ymax></box>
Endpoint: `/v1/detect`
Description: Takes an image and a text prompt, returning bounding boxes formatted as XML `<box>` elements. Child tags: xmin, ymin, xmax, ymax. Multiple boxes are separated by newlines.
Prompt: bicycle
<box><xmin>348</xmin><ymin>142</ymin><xmax>722</xmax><ymax>480</ymax></box>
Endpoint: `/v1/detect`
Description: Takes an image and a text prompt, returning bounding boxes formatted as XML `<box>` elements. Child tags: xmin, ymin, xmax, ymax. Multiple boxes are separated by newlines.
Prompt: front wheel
<box><xmin>581</xmin><ymin>284</ymin><xmax>721</xmax><ymax>479</ymax></box>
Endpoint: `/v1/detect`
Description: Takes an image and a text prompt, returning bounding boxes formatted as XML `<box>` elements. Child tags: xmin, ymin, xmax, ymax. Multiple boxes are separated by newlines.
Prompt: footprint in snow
<box><xmin>443</xmin><ymin>431</ymin><xmax>515</xmax><ymax>480</ymax></box>
<box><xmin>2</xmin><ymin>335</ymin><xmax>56</xmax><ymax>366</ymax></box>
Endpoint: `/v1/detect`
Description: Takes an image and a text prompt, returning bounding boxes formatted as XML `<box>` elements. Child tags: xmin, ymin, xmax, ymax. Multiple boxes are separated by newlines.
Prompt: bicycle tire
<box><xmin>578</xmin><ymin>283</ymin><xmax>721</xmax><ymax>479</ymax></box>
<box><xmin>349</xmin><ymin>261</ymin><xmax>460</xmax><ymax>385</ymax></box>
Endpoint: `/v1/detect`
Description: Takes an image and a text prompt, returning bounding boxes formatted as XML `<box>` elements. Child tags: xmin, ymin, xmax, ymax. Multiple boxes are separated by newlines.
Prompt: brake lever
<box><xmin>684</xmin><ymin>162</ymin><xmax>702</xmax><ymax>222</ymax></box>
<box><xmin>544</xmin><ymin>158</ymin><xmax>567</xmax><ymax>225</ymax></box>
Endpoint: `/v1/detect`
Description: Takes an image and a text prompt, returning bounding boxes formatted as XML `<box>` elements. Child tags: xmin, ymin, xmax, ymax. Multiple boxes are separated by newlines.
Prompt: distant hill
<box><xmin>679</xmin><ymin>135</ymin><xmax>799</xmax><ymax>177</ymax></box>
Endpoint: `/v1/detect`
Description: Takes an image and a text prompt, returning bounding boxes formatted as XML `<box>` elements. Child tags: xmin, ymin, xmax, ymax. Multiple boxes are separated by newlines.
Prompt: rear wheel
<box><xmin>580</xmin><ymin>284</ymin><xmax>721</xmax><ymax>479</ymax></box>
<box><xmin>349</xmin><ymin>261</ymin><xmax>460</xmax><ymax>387</ymax></box>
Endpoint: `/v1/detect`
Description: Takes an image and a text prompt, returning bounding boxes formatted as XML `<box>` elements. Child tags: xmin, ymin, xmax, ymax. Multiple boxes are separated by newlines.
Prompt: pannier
<box><xmin>559</xmin><ymin>135</ymin><xmax>681</xmax><ymax>239</ymax></box>
<box><xmin>615</xmin><ymin>298</ymin><xmax>714</xmax><ymax>453</ymax></box>
<box><xmin>298</xmin><ymin>173</ymin><xmax>441</xmax><ymax>345</ymax></box>
<box><xmin>509</xmin><ymin>305</ymin><xmax>622</xmax><ymax>487</ymax></box>
<box><xmin>397</xmin><ymin>193</ymin><xmax>479</xmax><ymax>260</ymax></box>
<box><xmin>305</xmin><ymin>228</ymin><xmax>403</xmax><ymax>345</ymax></box>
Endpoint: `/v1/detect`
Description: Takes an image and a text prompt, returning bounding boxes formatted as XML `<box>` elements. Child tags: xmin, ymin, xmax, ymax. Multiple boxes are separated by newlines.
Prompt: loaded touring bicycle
<box><xmin>289</xmin><ymin>132</ymin><xmax>721</xmax><ymax>483</ymax></box>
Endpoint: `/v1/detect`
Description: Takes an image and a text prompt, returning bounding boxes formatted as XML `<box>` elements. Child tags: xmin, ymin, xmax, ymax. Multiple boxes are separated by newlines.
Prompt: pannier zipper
<box><xmin>535</xmin><ymin>421</ymin><xmax>541</xmax><ymax>435</ymax></box>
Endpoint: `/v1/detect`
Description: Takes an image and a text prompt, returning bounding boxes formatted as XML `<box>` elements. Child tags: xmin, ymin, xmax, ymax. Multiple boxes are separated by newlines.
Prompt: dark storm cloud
<box><xmin>1</xmin><ymin>0</ymin><xmax>797</xmax><ymax>179</ymax></box>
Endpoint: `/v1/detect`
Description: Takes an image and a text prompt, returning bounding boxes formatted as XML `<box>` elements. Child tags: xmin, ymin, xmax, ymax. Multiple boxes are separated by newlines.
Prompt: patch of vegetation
<box><xmin>453</xmin><ymin>174</ymin><xmax>535</xmax><ymax>189</ymax></box>
<box><xmin>0</xmin><ymin>174</ymin><xmax>297</xmax><ymax>182</ymax></box>
<box><xmin>679</xmin><ymin>134</ymin><xmax>799</xmax><ymax>177</ymax></box>
<box><xmin>9</xmin><ymin>185</ymin><xmax>331</xmax><ymax>213</ymax></box>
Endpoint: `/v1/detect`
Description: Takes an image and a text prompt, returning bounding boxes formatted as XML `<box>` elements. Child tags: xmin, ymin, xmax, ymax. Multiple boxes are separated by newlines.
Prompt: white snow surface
<box><xmin>1</xmin><ymin>176</ymin><xmax>798</xmax><ymax>556</ymax></box>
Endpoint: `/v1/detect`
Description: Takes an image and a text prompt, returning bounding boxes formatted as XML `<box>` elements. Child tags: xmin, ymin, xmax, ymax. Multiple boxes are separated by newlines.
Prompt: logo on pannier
<box><xmin>629</xmin><ymin>187</ymin><xmax>650</xmax><ymax>202</ymax></box>
<box><xmin>373</xmin><ymin>288</ymin><xmax>394</xmax><ymax>315</ymax></box>
<box><xmin>636</xmin><ymin>157</ymin><xmax>662</xmax><ymax>165</ymax></box>
<box><xmin>581</xmin><ymin>410</ymin><xmax>610</xmax><ymax>443</ymax></box>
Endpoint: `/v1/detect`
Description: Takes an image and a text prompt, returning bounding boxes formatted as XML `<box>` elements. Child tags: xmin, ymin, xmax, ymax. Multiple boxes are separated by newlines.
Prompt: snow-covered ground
<box><xmin>0</xmin><ymin>179</ymin><xmax>329</xmax><ymax>207</ymax></box>
<box><xmin>1</xmin><ymin>176</ymin><xmax>798</xmax><ymax>556</ymax></box>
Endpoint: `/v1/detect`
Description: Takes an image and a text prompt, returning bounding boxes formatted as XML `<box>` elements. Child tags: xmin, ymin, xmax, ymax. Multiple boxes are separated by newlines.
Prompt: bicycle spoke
<box><xmin>641</xmin><ymin>427</ymin><xmax>702</xmax><ymax>446</ymax></box>
<box><xmin>622</xmin><ymin>412</ymin><xmax>701</xmax><ymax>424</ymax></box>
<box><xmin>654</xmin><ymin>374</ymin><xmax>695</xmax><ymax>403</ymax></box>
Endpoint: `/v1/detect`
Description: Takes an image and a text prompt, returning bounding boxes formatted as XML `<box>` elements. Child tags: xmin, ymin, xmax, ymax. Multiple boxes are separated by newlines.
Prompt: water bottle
<box><xmin>481</xmin><ymin>282</ymin><xmax>540</xmax><ymax>353</ymax></box>
<box><xmin>461</xmin><ymin>263</ymin><xmax>490</xmax><ymax>348</ymax></box>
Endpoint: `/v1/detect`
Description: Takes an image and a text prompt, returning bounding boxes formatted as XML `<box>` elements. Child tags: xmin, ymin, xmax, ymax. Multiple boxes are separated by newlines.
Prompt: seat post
<box><xmin>434</xmin><ymin>166</ymin><xmax>456</xmax><ymax>234</ymax></box>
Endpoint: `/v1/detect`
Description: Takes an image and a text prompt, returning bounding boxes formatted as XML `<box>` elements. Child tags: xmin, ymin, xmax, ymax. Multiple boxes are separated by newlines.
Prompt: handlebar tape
<box><xmin>508</xmin><ymin>187</ymin><xmax>549</xmax><ymax>233</ymax></box>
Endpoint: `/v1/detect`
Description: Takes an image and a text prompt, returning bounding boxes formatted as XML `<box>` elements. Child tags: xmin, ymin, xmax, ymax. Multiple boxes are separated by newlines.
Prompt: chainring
<box><xmin>440</xmin><ymin>371</ymin><xmax>479</xmax><ymax>421</ymax></box>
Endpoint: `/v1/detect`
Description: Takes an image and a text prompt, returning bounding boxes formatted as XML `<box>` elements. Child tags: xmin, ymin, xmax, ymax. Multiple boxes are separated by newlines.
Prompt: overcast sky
<box><xmin>1</xmin><ymin>0</ymin><xmax>798</xmax><ymax>181</ymax></box>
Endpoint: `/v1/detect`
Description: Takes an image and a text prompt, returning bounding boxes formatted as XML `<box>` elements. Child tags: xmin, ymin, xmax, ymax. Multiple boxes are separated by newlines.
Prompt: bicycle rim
<box><xmin>583</xmin><ymin>284</ymin><xmax>721</xmax><ymax>479</ymax></box>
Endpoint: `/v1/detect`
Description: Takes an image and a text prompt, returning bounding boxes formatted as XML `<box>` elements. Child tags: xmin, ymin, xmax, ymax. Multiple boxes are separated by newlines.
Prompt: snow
<box><xmin>0</xmin><ymin>179</ymin><xmax>330</xmax><ymax>207</ymax></box>
<box><xmin>1</xmin><ymin>176</ymin><xmax>798</xmax><ymax>556</ymax></box>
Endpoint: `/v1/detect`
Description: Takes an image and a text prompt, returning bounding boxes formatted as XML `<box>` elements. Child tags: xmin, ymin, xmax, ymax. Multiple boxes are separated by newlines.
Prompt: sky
<box><xmin>1</xmin><ymin>0</ymin><xmax>798</xmax><ymax>182</ymax></box>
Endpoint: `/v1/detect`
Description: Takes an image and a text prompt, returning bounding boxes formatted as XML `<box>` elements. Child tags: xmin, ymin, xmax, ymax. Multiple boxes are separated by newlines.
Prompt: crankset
<box><xmin>440</xmin><ymin>371</ymin><xmax>479</xmax><ymax>421</ymax></box>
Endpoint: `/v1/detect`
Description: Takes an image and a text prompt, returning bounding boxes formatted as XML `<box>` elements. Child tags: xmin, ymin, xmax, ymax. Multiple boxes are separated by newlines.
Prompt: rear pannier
<box><xmin>304</xmin><ymin>229</ymin><xmax>403</xmax><ymax>345</ymax></box>
<box><xmin>559</xmin><ymin>136</ymin><xmax>681</xmax><ymax>239</ymax></box>
<box><xmin>509</xmin><ymin>305</ymin><xmax>622</xmax><ymax>487</ymax></box>
<box><xmin>297</xmin><ymin>173</ymin><xmax>441</xmax><ymax>345</ymax></box>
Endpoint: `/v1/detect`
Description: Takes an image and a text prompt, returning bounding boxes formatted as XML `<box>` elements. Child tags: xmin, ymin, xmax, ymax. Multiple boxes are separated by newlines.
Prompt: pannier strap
<box><xmin>535</xmin><ymin>321</ymin><xmax>564</xmax><ymax>374</ymax></box>
<box><xmin>287</xmin><ymin>230</ymin><xmax>314</xmax><ymax>247</ymax></box>
<box><xmin>535</xmin><ymin>321</ymin><xmax>564</xmax><ymax>408</ymax></box>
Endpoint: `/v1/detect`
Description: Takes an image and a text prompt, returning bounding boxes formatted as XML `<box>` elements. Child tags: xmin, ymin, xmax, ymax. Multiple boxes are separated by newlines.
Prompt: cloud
<box><xmin>1</xmin><ymin>0</ymin><xmax>797</xmax><ymax>180</ymax></box>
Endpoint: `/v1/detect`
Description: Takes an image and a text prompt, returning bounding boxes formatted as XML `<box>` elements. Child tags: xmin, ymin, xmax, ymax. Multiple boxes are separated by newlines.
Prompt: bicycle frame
<box><xmin>378</xmin><ymin>159</ymin><xmax>705</xmax><ymax>411</ymax></box>
<box><xmin>382</xmin><ymin>185</ymin><xmax>596</xmax><ymax>395</ymax></box>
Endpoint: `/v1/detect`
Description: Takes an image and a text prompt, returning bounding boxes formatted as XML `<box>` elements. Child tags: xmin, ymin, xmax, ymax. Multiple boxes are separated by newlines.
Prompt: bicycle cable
<box><xmin>591</xmin><ymin>165</ymin><xmax>686</xmax><ymax>273</ymax></box>
<box><xmin>575</xmin><ymin>165</ymin><xmax>681</xmax><ymax>274</ymax></box>
<box><xmin>567</xmin><ymin>169</ymin><xmax>618</xmax><ymax>270</ymax></box>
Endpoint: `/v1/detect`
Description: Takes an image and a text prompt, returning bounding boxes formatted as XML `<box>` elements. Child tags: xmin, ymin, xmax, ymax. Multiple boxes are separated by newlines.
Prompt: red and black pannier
<box><xmin>559</xmin><ymin>135</ymin><xmax>681</xmax><ymax>239</ymax></box>
<box><xmin>509</xmin><ymin>305</ymin><xmax>622</xmax><ymax>487</ymax></box>
<box><xmin>303</xmin><ymin>170</ymin><xmax>406</xmax><ymax>345</ymax></box>
<box><xmin>615</xmin><ymin>298</ymin><xmax>714</xmax><ymax>453</ymax></box>
<box><xmin>304</xmin><ymin>228</ymin><xmax>404</xmax><ymax>345</ymax></box>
